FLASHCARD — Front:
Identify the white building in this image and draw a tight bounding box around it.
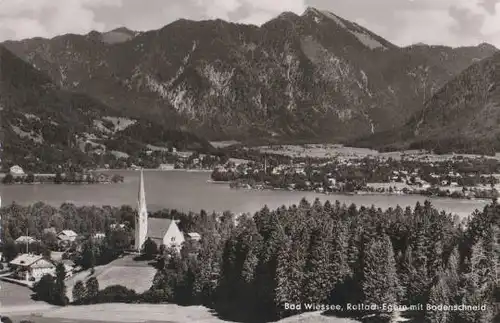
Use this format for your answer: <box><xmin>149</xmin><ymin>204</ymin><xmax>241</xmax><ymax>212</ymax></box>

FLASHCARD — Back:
<box><xmin>93</xmin><ymin>232</ymin><xmax>106</xmax><ymax>239</ymax></box>
<box><xmin>187</xmin><ymin>232</ymin><xmax>201</xmax><ymax>241</ymax></box>
<box><xmin>9</xmin><ymin>254</ymin><xmax>56</xmax><ymax>282</ymax></box>
<box><xmin>9</xmin><ymin>165</ymin><xmax>25</xmax><ymax>176</ymax></box>
<box><xmin>57</xmin><ymin>230</ymin><xmax>78</xmax><ymax>242</ymax></box>
<box><xmin>134</xmin><ymin>169</ymin><xmax>185</xmax><ymax>252</ymax></box>
<box><xmin>15</xmin><ymin>236</ymin><xmax>37</xmax><ymax>244</ymax></box>
<box><xmin>147</xmin><ymin>218</ymin><xmax>185</xmax><ymax>251</ymax></box>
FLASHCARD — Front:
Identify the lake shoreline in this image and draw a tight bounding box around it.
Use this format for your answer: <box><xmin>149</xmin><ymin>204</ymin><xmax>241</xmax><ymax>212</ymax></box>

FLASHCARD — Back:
<box><xmin>220</xmin><ymin>184</ymin><xmax>492</xmax><ymax>203</ymax></box>
<box><xmin>0</xmin><ymin>170</ymin><xmax>488</xmax><ymax>219</ymax></box>
<box><xmin>96</xmin><ymin>168</ymin><xmax>213</xmax><ymax>173</ymax></box>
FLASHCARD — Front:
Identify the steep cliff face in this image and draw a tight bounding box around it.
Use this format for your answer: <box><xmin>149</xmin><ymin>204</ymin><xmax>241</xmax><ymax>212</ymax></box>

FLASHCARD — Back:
<box><xmin>2</xmin><ymin>7</ymin><xmax>498</xmax><ymax>144</ymax></box>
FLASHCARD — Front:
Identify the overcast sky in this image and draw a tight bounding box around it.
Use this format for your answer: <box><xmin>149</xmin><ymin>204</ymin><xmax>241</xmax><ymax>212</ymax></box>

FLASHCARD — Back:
<box><xmin>0</xmin><ymin>0</ymin><xmax>499</xmax><ymax>47</ymax></box>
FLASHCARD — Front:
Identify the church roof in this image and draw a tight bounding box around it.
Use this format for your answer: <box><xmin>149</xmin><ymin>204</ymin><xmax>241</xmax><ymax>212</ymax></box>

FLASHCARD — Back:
<box><xmin>147</xmin><ymin>217</ymin><xmax>174</xmax><ymax>240</ymax></box>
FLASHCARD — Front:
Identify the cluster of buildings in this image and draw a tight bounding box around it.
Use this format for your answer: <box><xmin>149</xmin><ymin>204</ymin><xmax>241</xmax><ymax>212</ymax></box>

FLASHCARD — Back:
<box><xmin>0</xmin><ymin>170</ymin><xmax>200</xmax><ymax>288</ymax></box>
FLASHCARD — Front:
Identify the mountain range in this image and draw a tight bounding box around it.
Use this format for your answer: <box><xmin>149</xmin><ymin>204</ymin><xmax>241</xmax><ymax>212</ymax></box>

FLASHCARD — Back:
<box><xmin>1</xmin><ymin>6</ymin><xmax>500</xmax><ymax>165</ymax></box>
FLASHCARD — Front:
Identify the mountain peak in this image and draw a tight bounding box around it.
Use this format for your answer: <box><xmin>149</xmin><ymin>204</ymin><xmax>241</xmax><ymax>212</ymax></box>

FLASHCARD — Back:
<box><xmin>275</xmin><ymin>11</ymin><xmax>300</xmax><ymax>20</ymax></box>
<box><xmin>301</xmin><ymin>6</ymin><xmax>342</xmax><ymax>22</ymax></box>
<box><xmin>302</xmin><ymin>6</ymin><xmax>322</xmax><ymax>16</ymax></box>
<box><xmin>109</xmin><ymin>27</ymin><xmax>135</xmax><ymax>34</ymax></box>
<box><xmin>101</xmin><ymin>27</ymin><xmax>138</xmax><ymax>44</ymax></box>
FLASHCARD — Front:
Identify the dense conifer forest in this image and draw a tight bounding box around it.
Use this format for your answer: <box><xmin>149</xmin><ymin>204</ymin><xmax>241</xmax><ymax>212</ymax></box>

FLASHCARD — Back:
<box><xmin>1</xmin><ymin>199</ymin><xmax>499</xmax><ymax>322</ymax></box>
<box><xmin>148</xmin><ymin>199</ymin><xmax>499</xmax><ymax>323</ymax></box>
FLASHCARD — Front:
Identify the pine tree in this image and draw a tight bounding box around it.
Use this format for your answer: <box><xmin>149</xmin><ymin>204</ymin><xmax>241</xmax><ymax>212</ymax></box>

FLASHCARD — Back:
<box><xmin>192</xmin><ymin>232</ymin><xmax>222</xmax><ymax>306</ymax></box>
<box><xmin>470</xmin><ymin>239</ymin><xmax>495</xmax><ymax>299</ymax></box>
<box><xmin>81</xmin><ymin>239</ymin><xmax>96</xmax><ymax>270</ymax></box>
<box><xmin>33</xmin><ymin>274</ymin><xmax>56</xmax><ymax>303</ymax></box>
<box><xmin>274</xmin><ymin>235</ymin><xmax>294</xmax><ymax>319</ymax></box>
<box><xmin>302</xmin><ymin>220</ymin><xmax>349</xmax><ymax>305</ymax></box>
<box><xmin>253</xmin><ymin>212</ymin><xmax>284</xmax><ymax>318</ymax></box>
<box><xmin>361</xmin><ymin>234</ymin><xmax>400</xmax><ymax>318</ymax></box>
<box><xmin>72</xmin><ymin>280</ymin><xmax>86</xmax><ymax>304</ymax></box>
<box><xmin>86</xmin><ymin>277</ymin><xmax>99</xmax><ymax>302</ymax></box>
<box><xmin>406</xmin><ymin>224</ymin><xmax>430</xmax><ymax>305</ymax></box>
<box><xmin>53</xmin><ymin>263</ymin><xmax>68</xmax><ymax>305</ymax></box>
<box><xmin>444</xmin><ymin>247</ymin><xmax>460</xmax><ymax>302</ymax></box>
<box><xmin>454</xmin><ymin>240</ymin><xmax>495</xmax><ymax>323</ymax></box>
<box><xmin>425</xmin><ymin>275</ymin><xmax>451</xmax><ymax>323</ymax></box>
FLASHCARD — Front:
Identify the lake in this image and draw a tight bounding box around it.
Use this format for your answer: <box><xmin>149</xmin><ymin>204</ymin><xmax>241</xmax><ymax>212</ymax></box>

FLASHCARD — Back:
<box><xmin>0</xmin><ymin>170</ymin><xmax>490</xmax><ymax>219</ymax></box>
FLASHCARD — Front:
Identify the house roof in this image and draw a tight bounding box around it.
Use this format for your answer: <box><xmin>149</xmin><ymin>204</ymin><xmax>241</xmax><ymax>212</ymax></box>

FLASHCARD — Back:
<box><xmin>147</xmin><ymin>218</ymin><xmax>173</xmax><ymax>240</ymax></box>
<box><xmin>15</xmin><ymin>236</ymin><xmax>36</xmax><ymax>243</ymax></box>
<box><xmin>187</xmin><ymin>232</ymin><xmax>201</xmax><ymax>238</ymax></box>
<box><xmin>9</xmin><ymin>254</ymin><xmax>52</xmax><ymax>268</ymax></box>
<box><xmin>59</xmin><ymin>230</ymin><xmax>78</xmax><ymax>237</ymax></box>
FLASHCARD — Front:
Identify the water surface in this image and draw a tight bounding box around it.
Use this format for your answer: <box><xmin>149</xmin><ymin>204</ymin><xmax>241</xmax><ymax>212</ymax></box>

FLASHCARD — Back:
<box><xmin>0</xmin><ymin>170</ymin><xmax>489</xmax><ymax>219</ymax></box>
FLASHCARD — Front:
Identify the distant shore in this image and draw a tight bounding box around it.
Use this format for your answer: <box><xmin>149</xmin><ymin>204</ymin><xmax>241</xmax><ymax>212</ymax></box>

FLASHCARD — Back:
<box><xmin>216</xmin><ymin>182</ymin><xmax>494</xmax><ymax>202</ymax></box>
<box><xmin>96</xmin><ymin>168</ymin><xmax>213</xmax><ymax>173</ymax></box>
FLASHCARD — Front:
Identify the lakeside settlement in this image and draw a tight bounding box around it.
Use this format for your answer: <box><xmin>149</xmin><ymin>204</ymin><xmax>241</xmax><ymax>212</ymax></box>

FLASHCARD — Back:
<box><xmin>211</xmin><ymin>147</ymin><xmax>500</xmax><ymax>200</ymax></box>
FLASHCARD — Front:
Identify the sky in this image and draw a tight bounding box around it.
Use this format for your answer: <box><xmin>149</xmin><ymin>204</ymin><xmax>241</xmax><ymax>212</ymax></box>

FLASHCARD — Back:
<box><xmin>0</xmin><ymin>0</ymin><xmax>499</xmax><ymax>47</ymax></box>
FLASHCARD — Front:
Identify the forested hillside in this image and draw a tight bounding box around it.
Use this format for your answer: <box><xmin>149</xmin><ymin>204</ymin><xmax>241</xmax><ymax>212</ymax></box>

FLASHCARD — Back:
<box><xmin>0</xmin><ymin>45</ymin><xmax>212</xmax><ymax>172</ymax></box>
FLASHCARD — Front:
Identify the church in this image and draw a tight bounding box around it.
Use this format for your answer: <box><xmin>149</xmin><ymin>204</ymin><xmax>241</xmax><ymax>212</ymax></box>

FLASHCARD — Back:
<box><xmin>134</xmin><ymin>169</ymin><xmax>185</xmax><ymax>252</ymax></box>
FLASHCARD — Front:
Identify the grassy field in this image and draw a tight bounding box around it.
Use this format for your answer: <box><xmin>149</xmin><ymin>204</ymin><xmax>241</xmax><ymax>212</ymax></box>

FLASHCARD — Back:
<box><xmin>256</xmin><ymin>144</ymin><xmax>500</xmax><ymax>161</ymax></box>
<box><xmin>0</xmin><ymin>280</ymin><xmax>37</xmax><ymax>306</ymax></box>
<box><xmin>257</xmin><ymin>144</ymin><xmax>381</xmax><ymax>159</ymax></box>
<box><xmin>65</xmin><ymin>255</ymin><xmax>156</xmax><ymax>302</ymax></box>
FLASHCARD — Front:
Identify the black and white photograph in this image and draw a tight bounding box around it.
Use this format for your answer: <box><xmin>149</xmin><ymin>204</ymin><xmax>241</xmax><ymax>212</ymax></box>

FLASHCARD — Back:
<box><xmin>0</xmin><ymin>0</ymin><xmax>499</xmax><ymax>322</ymax></box>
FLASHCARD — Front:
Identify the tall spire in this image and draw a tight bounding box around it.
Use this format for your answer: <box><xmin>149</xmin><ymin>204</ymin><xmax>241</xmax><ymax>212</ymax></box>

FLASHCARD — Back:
<box><xmin>138</xmin><ymin>168</ymin><xmax>146</xmax><ymax>210</ymax></box>
<box><xmin>134</xmin><ymin>168</ymin><xmax>148</xmax><ymax>251</ymax></box>
<box><xmin>0</xmin><ymin>194</ymin><xmax>2</xmax><ymax>244</ymax></box>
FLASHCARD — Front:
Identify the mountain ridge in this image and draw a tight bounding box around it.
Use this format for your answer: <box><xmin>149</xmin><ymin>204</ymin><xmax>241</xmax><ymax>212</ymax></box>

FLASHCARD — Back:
<box><xmin>1</xmin><ymin>7</ymin><xmax>499</xmax><ymax>148</ymax></box>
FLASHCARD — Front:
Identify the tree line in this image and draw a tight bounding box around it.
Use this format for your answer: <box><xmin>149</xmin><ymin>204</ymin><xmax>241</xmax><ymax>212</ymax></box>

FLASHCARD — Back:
<box><xmin>2</xmin><ymin>199</ymin><xmax>498</xmax><ymax>323</ymax></box>
<box><xmin>146</xmin><ymin>199</ymin><xmax>499</xmax><ymax>323</ymax></box>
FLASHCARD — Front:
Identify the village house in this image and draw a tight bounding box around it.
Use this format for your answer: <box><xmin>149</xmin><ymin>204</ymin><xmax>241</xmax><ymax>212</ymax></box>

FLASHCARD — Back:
<box><xmin>110</xmin><ymin>223</ymin><xmax>126</xmax><ymax>230</ymax></box>
<box><xmin>57</xmin><ymin>230</ymin><xmax>78</xmax><ymax>242</ymax></box>
<box><xmin>15</xmin><ymin>236</ymin><xmax>37</xmax><ymax>244</ymax></box>
<box><xmin>187</xmin><ymin>232</ymin><xmax>201</xmax><ymax>242</ymax></box>
<box><xmin>9</xmin><ymin>165</ymin><xmax>25</xmax><ymax>176</ymax></box>
<box><xmin>93</xmin><ymin>232</ymin><xmax>106</xmax><ymax>240</ymax></box>
<box><xmin>43</xmin><ymin>227</ymin><xmax>57</xmax><ymax>235</ymax></box>
<box><xmin>9</xmin><ymin>254</ymin><xmax>56</xmax><ymax>282</ymax></box>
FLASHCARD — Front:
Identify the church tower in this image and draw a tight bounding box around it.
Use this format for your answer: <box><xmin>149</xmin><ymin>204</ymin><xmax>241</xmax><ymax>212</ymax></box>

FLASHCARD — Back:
<box><xmin>134</xmin><ymin>169</ymin><xmax>148</xmax><ymax>251</ymax></box>
<box><xmin>0</xmin><ymin>194</ymin><xmax>2</xmax><ymax>244</ymax></box>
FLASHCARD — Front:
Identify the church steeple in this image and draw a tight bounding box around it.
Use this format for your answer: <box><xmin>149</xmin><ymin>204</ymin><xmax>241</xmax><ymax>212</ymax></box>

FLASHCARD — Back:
<box><xmin>134</xmin><ymin>169</ymin><xmax>148</xmax><ymax>251</ymax></box>
<box><xmin>138</xmin><ymin>168</ymin><xmax>146</xmax><ymax>209</ymax></box>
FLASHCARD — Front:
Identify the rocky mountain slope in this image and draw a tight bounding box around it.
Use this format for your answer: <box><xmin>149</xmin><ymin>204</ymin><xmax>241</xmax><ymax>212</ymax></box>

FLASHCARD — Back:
<box><xmin>407</xmin><ymin>51</ymin><xmax>500</xmax><ymax>154</ymax></box>
<box><xmin>0</xmin><ymin>46</ymin><xmax>211</xmax><ymax>172</ymax></box>
<box><xmin>354</xmin><ymin>51</ymin><xmax>500</xmax><ymax>155</ymax></box>
<box><xmin>1</xmin><ymin>7</ymin><xmax>498</xmax><ymax>146</ymax></box>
